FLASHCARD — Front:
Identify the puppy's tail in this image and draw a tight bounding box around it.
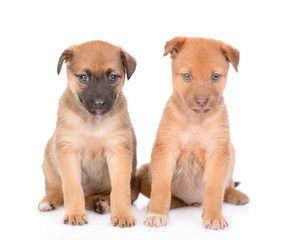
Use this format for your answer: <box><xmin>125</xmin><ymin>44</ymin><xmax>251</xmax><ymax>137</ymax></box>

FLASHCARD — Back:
<box><xmin>234</xmin><ymin>181</ymin><xmax>241</xmax><ymax>188</ymax></box>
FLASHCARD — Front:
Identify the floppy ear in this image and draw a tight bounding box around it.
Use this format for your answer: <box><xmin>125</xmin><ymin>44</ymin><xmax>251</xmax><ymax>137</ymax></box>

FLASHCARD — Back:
<box><xmin>57</xmin><ymin>49</ymin><xmax>73</xmax><ymax>75</ymax></box>
<box><xmin>221</xmin><ymin>44</ymin><xmax>240</xmax><ymax>72</ymax></box>
<box><xmin>121</xmin><ymin>50</ymin><xmax>136</xmax><ymax>80</ymax></box>
<box><xmin>163</xmin><ymin>37</ymin><xmax>187</xmax><ymax>57</ymax></box>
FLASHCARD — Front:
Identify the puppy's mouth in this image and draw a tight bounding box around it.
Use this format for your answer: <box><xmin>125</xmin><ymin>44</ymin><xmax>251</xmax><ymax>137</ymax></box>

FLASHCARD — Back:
<box><xmin>88</xmin><ymin>109</ymin><xmax>107</xmax><ymax>115</ymax></box>
<box><xmin>78</xmin><ymin>97</ymin><xmax>110</xmax><ymax>116</ymax></box>
<box><xmin>192</xmin><ymin>109</ymin><xmax>211</xmax><ymax>114</ymax></box>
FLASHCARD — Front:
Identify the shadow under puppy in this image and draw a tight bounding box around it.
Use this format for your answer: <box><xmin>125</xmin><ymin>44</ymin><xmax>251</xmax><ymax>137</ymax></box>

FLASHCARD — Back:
<box><xmin>38</xmin><ymin>40</ymin><xmax>139</xmax><ymax>227</ymax></box>
<box><xmin>138</xmin><ymin>37</ymin><xmax>249</xmax><ymax>230</ymax></box>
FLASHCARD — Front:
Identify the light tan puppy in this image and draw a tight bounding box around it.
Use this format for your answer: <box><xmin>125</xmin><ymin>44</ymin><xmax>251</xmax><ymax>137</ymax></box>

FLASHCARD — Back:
<box><xmin>138</xmin><ymin>37</ymin><xmax>249</xmax><ymax>230</ymax></box>
<box><xmin>38</xmin><ymin>40</ymin><xmax>139</xmax><ymax>227</ymax></box>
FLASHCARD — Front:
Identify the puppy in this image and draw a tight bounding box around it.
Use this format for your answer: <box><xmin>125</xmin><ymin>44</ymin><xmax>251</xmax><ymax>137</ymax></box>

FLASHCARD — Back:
<box><xmin>138</xmin><ymin>37</ymin><xmax>249</xmax><ymax>230</ymax></box>
<box><xmin>38</xmin><ymin>40</ymin><xmax>139</xmax><ymax>227</ymax></box>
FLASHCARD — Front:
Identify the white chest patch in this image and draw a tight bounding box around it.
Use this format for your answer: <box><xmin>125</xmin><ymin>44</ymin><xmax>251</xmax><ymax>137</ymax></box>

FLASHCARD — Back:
<box><xmin>171</xmin><ymin>151</ymin><xmax>205</xmax><ymax>205</ymax></box>
<box><xmin>170</xmin><ymin>128</ymin><xmax>209</xmax><ymax>205</ymax></box>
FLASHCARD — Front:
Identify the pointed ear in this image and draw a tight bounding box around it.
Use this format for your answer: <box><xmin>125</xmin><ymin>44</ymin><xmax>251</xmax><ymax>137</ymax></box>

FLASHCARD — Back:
<box><xmin>163</xmin><ymin>37</ymin><xmax>186</xmax><ymax>57</ymax></box>
<box><xmin>121</xmin><ymin>50</ymin><xmax>136</xmax><ymax>80</ymax></box>
<box><xmin>221</xmin><ymin>43</ymin><xmax>240</xmax><ymax>72</ymax></box>
<box><xmin>57</xmin><ymin>49</ymin><xmax>73</xmax><ymax>75</ymax></box>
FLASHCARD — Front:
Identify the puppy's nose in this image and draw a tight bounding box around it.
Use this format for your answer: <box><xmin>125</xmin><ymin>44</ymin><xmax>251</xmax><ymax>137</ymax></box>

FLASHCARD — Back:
<box><xmin>94</xmin><ymin>99</ymin><xmax>105</xmax><ymax>109</ymax></box>
<box><xmin>196</xmin><ymin>98</ymin><xmax>208</xmax><ymax>108</ymax></box>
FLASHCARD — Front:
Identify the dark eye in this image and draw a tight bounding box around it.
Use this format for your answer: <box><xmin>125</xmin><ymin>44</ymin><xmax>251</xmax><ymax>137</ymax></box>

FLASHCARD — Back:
<box><xmin>109</xmin><ymin>74</ymin><xmax>119</xmax><ymax>83</ymax></box>
<box><xmin>183</xmin><ymin>73</ymin><xmax>192</xmax><ymax>81</ymax></box>
<box><xmin>77</xmin><ymin>74</ymin><xmax>89</xmax><ymax>83</ymax></box>
<box><xmin>212</xmin><ymin>74</ymin><xmax>221</xmax><ymax>81</ymax></box>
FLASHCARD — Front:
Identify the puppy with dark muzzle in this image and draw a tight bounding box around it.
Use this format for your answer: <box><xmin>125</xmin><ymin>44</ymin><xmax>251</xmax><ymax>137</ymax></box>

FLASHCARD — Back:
<box><xmin>38</xmin><ymin>40</ymin><xmax>139</xmax><ymax>227</ymax></box>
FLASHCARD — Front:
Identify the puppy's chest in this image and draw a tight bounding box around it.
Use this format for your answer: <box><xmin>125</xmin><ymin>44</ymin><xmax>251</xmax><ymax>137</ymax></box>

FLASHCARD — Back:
<box><xmin>77</xmin><ymin>136</ymin><xmax>111</xmax><ymax>196</ymax></box>
<box><xmin>80</xmin><ymin>152</ymin><xmax>111</xmax><ymax>196</ymax></box>
<box><xmin>171</xmin><ymin>151</ymin><xmax>205</xmax><ymax>205</ymax></box>
<box><xmin>178</xmin><ymin>127</ymin><xmax>214</xmax><ymax>161</ymax></box>
<box><xmin>76</xmin><ymin>135</ymin><xmax>107</xmax><ymax>160</ymax></box>
<box><xmin>170</xmin><ymin>127</ymin><xmax>213</xmax><ymax>205</ymax></box>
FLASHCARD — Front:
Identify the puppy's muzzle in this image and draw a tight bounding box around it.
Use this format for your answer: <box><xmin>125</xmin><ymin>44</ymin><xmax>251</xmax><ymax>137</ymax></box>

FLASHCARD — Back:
<box><xmin>88</xmin><ymin>98</ymin><xmax>109</xmax><ymax>115</ymax></box>
<box><xmin>192</xmin><ymin>97</ymin><xmax>211</xmax><ymax>113</ymax></box>
<box><xmin>94</xmin><ymin>98</ymin><xmax>105</xmax><ymax>109</ymax></box>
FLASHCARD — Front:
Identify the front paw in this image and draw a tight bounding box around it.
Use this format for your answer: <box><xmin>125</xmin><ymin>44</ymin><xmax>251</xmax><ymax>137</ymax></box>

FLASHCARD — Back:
<box><xmin>144</xmin><ymin>214</ymin><xmax>168</xmax><ymax>227</ymax></box>
<box><xmin>111</xmin><ymin>213</ymin><xmax>136</xmax><ymax>227</ymax></box>
<box><xmin>63</xmin><ymin>213</ymin><xmax>88</xmax><ymax>226</ymax></box>
<box><xmin>202</xmin><ymin>212</ymin><xmax>228</xmax><ymax>230</ymax></box>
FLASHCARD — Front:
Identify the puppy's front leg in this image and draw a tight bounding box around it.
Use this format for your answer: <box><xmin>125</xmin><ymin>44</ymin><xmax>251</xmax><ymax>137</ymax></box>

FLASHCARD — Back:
<box><xmin>57</xmin><ymin>150</ymin><xmax>87</xmax><ymax>225</ymax></box>
<box><xmin>144</xmin><ymin>145</ymin><xmax>176</xmax><ymax>227</ymax></box>
<box><xmin>202</xmin><ymin>150</ymin><xmax>230</xmax><ymax>230</ymax></box>
<box><xmin>107</xmin><ymin>146</ymin><xmax>135</xmax><ymax>227</ymax></box>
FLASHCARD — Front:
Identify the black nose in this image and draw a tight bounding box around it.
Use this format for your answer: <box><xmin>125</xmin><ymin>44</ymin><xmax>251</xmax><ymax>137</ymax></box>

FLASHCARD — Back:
<box><xmin>196</xmin><ymin>98</ymin><xmax>208</xmax><ymax>108</ymax></box>
<box><xmin>94</xmin><ymin>99</ymin><xmax>105</xmax><ymax>109</ymax></box>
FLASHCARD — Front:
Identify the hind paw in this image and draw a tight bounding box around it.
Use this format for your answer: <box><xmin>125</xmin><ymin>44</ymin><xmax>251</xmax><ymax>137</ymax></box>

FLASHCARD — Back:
<box><xmin>93</xmin><ymin>198</ymin><xmax>110</xmax><ymax>214</ymax></box>
<box><xmin>225</xmin><ymin>188</ymin><xmax>250</xmax><ymax>205</ymax></box>
<box><xmin>38</xmin><ymin>201</ymin><xmax>56</xmax><ymax>212</ymax></box>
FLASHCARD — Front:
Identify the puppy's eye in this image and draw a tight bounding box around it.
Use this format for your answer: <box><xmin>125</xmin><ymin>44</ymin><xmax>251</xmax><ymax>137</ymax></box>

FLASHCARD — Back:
<box><xmin>183</xmin><ymin>73</ymin><xmax>192</xmax><ymax>81</ymax></box>
<box><xmin>77</xmin><ymin>74</ymin><xmax>89</xmax><ymax>83</ymax></box>
<box><xmin>109</xmin><ymin>74</ymin><xmax>119</xmax><ymax>84</ymax></box>
<box><xmin>212</xmin><ymin>74</ymin><xmax>221</xmax><ymax>81</ymax></box>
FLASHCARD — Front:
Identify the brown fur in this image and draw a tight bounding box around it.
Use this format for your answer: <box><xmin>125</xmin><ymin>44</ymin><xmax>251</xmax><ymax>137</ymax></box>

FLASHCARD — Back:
<box><xmin>38</xmin><ymin>40</ymin><xmax>139</xmax><ymax>227</ymax></box>
<box><xmin>138</xmin><ymin>37</ymin><xmax>249</xmax><ymax>229</ymax></box>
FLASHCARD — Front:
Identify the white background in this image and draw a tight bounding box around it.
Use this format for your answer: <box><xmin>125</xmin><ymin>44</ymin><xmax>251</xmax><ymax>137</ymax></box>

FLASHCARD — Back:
<box><xmin>1</xmin><ymin>0</ymin><xmax>291</xmax><ymax>239</ymax></box>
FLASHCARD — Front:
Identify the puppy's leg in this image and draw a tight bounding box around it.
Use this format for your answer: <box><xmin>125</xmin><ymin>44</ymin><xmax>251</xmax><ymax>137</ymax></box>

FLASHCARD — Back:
<box><xmin>137</xmin><ymin>163</ymin><xmax>186</xmax><ymax>210</ymax></box>
<box><xmin>39</xmin><ymin>145</ymin><xmax>63</xmax><ymax>211</ymax></box>
<box><xmin>107</xmin><ymin>146</ymin><xmax>136</xmax><ymax>227</ymax></box>
<box><xmin>130</xmin><ymin>138</ymin><xmax>140</xmax><ymax>204</ymax></box>
<box><xmin>202</xmin><ymin>152</ymin><xmax>230</xmax><ymax>230</ymax></box>
<box><xmin>57</xmin><ymin>150</ymin><xmax>87</xmax><ymax>226</ymax></box>
<box><xmin>39</xmin><ymin>161</ymin><xmax>63</xmax><ymax>211</ymax></box>
<box><xmin>143</xmin><ymin>146</ymin><xmax>176</xmax><ymax>227</ymax></box>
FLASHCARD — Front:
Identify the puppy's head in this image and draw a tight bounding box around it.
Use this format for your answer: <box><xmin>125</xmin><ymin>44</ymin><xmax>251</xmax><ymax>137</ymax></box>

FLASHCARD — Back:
<box><xmin>164</xmin><ymin>37</ymin><xmax>239</xmax><ymax>115</ymax></box>
<box><xmin>57</xmin><ymin>40</ymin><xmax>136</xmax><ymax>115</ymax></box>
